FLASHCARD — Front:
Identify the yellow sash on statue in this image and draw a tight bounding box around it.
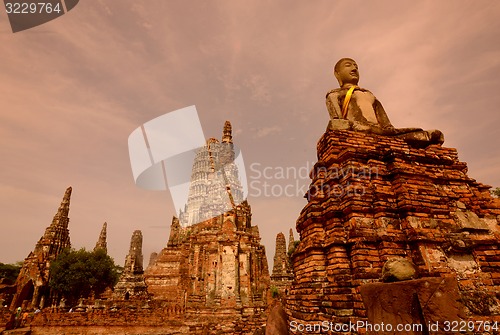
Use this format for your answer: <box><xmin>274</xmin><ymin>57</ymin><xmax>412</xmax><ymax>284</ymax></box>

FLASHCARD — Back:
<box><xmin>341</xmin><ymin>85</ymin><xmax>357</xmax><ymax>118</ymax></box>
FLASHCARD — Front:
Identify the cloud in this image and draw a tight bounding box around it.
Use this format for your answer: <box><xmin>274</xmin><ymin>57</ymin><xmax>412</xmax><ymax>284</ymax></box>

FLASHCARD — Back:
<box><xmin>244</xmin><ymin>74</ymin><xmax>271</xmax><ymax>103</ymax></box>
<box><xmin>254</xmin><ymin>126</ymin><xmax>282</xmax><ymax>138</ymax></box>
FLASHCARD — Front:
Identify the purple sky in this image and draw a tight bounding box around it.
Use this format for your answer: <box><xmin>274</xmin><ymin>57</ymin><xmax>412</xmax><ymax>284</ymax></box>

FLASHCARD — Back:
<box><xmin>1</xmin><ymin>1</ymin><xmax>500</xmax><ymax>268</ymax></box>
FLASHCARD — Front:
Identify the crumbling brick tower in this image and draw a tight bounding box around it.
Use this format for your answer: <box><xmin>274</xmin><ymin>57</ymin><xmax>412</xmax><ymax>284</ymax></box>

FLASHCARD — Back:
<box><xmin>270</xmin><ymin>232</ymin><xmax>293</xmax><ymax>292</ymax></box>
<box><xmin>145</xmin><ymin>121</ymin><xmax>270</xmax><ymax>324</ymax></box>
<box><xmin>10</xmin><ymin>187</ymin><xmax>72</xmax><ymax>310</ymax></box>
<box><xmin>286</xmin><ymin>127</ymin><xmax>500</xmax><ymax>331</ymax></box>
<box><xmin>113</xmin><ymin>230</ymin><xmax>148</xmax><ymax>300</ymax></box>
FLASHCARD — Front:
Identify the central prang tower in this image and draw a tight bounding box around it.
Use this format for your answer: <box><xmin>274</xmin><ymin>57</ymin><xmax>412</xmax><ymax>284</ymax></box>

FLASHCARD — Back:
<box><xmin>145</xmin><ymin>121</ymin><xmax>270</xmax><ymax>333</ymax></box>
<box><xmin>178</xmin><ymin>120</ymin><xmax>244</xmax><ymax>227</ymax></box>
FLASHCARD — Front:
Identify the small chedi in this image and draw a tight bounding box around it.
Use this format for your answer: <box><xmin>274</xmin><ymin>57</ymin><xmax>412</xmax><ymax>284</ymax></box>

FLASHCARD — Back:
<box><xmin>286</xmin><ymin>58</ymin><xmax>500</xmax><ymax>333</ymax></box>
<box><xmin>270</xmin><ymin>231</ymin><xmax>294</xmax><ymax>292</ymax></box>
<box><xmin>113</xmin><ymin>230</ymin><xmax>148</xmax><ymax>300</ymax></box>
<box><xmin>93</xmin><ymin>222</ymin><xmax>107</xmax><ymax>253</ymax></box>
<box><xmin>10</xmin><ymin>187</ymin><xmax>72</xmax><ymax>310</ymax></box>
<box><xmin>147</xmin><ymin>252</ymin><xmax>158</xmax><ymax>267</ymax></box>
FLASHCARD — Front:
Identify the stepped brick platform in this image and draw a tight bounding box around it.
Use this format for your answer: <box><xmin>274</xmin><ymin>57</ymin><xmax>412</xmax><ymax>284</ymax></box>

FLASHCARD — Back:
<box><xmin>286</xmin><ymin>128</ymin><xmax>500</xmax><ymax>333</ymax></box>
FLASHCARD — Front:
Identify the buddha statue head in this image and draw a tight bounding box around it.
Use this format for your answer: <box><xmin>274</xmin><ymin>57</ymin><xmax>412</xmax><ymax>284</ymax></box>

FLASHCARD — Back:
<box><xmin>334</xmin><ymin>58</ymin><xmax>359</xmax><ymax>87</ymax></box>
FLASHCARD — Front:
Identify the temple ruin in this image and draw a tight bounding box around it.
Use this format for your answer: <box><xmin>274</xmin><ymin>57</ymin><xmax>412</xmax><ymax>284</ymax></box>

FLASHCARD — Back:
<box><xmin>7</xmin><ymin>58</ymin><xmax>500</xmax><ymax>333</ymax></box>
<box><xmin>284</xmin><ymin>59</ymin><xmax>500</xmax><ymax>334</ymax></box>
<box><xmin>178</xmin><ymin>120</ymin><xmax>245</xmax><ymax>227</ymax></box>
<box><xmin>113</xmin><ymin>230</ymin><xmax>148</xmax><ymax>300</ymax></box>
<box><xmin>270</xmin><ymin>232</ymin><xmax>293</xmax><ymax>292</ymax></box>
<box><xmin>10</xmin><ymin>186</ymin><xmax>72</xmax><ymax>310</ymax></box>
<box><xmin>145</xmin><ymin>122</ymin><xmax>270</xmax><ymax>327</ymax></box>
<box><xmin>3</xmin><ymin>122</ymin><xmax>272</xmax><ymax>335</ymax></box>
<box><xmin>93</xmin><ymin>222</ymin><xmax>107</xmax><ymax>253</ymax></box>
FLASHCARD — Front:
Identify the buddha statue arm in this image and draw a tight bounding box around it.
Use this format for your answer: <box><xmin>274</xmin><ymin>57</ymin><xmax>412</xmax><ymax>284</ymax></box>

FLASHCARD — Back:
<box><xmin>326</xmin><ymin>90</ymin><xmax>342</xmax><ymax>120</ymax></box>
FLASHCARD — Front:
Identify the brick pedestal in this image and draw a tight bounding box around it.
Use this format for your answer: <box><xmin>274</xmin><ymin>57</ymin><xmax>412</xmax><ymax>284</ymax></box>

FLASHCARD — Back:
<box><xmin>287</xmin><ymin>129</ymin><xmax>500</xmax><ymax>332</ymax></box>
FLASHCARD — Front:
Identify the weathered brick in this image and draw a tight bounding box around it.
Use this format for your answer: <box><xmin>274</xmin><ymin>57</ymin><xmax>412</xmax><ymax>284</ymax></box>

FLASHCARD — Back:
<box><xmin>287</xmin><ymin>128</ymin><xmax>500</xmax><ymax>326</ymax></box>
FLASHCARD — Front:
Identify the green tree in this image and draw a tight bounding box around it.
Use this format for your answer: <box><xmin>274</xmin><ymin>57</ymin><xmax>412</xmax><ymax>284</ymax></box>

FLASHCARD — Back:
<box><xmin>49</xmin><ymin>248</ymin><xmax>119</xmax><ymax>304</ymax></box>
<box><xmin>492</xmin><ymin>187</ymin><xmax>500</xmax><ymax>198</ymax></box>
<box><xmin>270</xmin><ymin>285</ymin><xmax>280</xmax><ymax>298</ymax></box>
<box><xmin>0</xmin><ymin>262</ymin><xmax>22</xmax><ymax>284</ymax></box>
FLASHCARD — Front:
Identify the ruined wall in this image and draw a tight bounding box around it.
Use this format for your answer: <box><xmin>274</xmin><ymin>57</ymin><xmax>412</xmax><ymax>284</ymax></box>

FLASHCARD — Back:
<box><xmin>286</xmin><ymin>128</ymin><xmax>500</xmax><ymax>331</ymax></box>
<box><xmin>28</xmin><ymin>306</ymin><xmax>266</xmax><ymax>335</ymax></box>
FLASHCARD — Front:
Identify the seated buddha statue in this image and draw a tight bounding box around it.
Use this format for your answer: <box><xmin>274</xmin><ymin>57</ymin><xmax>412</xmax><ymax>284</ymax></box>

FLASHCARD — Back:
<box><xmin>326</xmin><ymin>58</ymin><xmax>444</xmax><ymax>147</ymax></box>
